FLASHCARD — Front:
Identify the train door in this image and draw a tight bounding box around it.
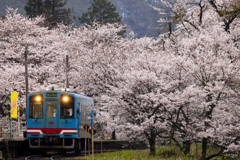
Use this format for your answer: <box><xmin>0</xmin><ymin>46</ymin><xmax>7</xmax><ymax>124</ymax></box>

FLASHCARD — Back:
<box><xmin>45</xmin><ymin>101</ymin><xmax>58</xmax><ymax>133</ymax></box>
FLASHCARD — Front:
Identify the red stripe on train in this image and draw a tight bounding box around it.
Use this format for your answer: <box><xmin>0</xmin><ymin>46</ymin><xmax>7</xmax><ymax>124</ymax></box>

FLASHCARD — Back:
<box><xmin>27</xmin><ymin>128</ymin><xmax>77</xmax><ymax>134</ymax></box>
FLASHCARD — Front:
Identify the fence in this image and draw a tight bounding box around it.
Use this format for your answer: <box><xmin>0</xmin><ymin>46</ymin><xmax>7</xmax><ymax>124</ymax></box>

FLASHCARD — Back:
<box><xmin>0</xmin><ymin>120</ymin><xmax>24</xmax><ymax>138</ymax></box>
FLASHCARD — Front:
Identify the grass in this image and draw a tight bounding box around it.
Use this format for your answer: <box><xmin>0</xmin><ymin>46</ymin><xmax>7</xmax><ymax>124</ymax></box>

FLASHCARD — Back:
<box><xmin>71</xmin><ymin>144</ymin><xmax>240</xmax><ymax>160</ymax></box>
<box><xmin>72</xmin><ymin>145</ymin><xmax>182</xmax><ymax>160</ymax></box>
<box><xmin>94</xmin><ymin>140</ymin><xmax>128</xmax><ymax>142</ymax></box>
<box><xmin>1</xmin><ymin>144</ymin><xmax>240</xmax><ymax>160</ymax></box>
<box><xmin>75</xmin><ymin>149</ymin><xmax>173</xmax><ymax>160</ymax></box>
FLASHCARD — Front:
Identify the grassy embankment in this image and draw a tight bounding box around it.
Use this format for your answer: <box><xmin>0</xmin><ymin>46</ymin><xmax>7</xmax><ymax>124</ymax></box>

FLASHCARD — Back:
<box><xmin>74</xmin><ymin>144</ymin><xmax>240</xmax><ymax>160</ymax></box>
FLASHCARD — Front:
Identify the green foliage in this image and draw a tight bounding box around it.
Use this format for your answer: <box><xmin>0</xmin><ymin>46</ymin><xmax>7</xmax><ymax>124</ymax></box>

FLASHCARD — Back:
<box><xmin>65</xmin><ymin>0</ymin><xmax>91</xmax><ymax>26</ymax></box>
<box><xmin>24</xmin><ymin>0</ymin><xmax>43</xmax><ymax>18</ymax></box>
<box><xmin>78</xmin><ymin>0</ymin><xmax>126</xmax><ymax>36</ymax></box>
<box><xmin>44</xmin><ymin>0</ymin><xmax>73</xmax><ymax>26</ymax></box>
<box><xmin>172</xmin><ymin>6</ymin><xmax>186</xmax><ymax>23</ymax></box>
<box><xmin>219</xmin><ymin>11</ymin><xmax>224</xmax><ymax>17</ymax></box>
<box><xmin>78</xmin><ymin>0</ymin><xmax>121</xmax><ymax>25</ymax></box>
<box><xmin>218</xmin><ymin>3</ymin><xmax>240</xmax><ymax>19</ymax></box>
<box><xmin>210</xmin><ymin>1</ymin><xmax>240</xmax><ymax>31</ymax></box>
<box><xmin>218</xmin><ymin>8</ymin><xmax>240</xmax><ymax>19</ymax></box>
<box><xmin>24</xmin><ymin>0</ymin><xmax>73</xmax><ymax>27</ymax></box>
<box><xmin>157</xmin><ymin>145</ymin><xmax>181</xmax><ymax>158</ymax></box>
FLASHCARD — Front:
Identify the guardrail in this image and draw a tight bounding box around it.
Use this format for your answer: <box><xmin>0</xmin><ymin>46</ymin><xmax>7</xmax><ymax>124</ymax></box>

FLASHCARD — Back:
<box><xmin>0</xmin><ymin>120</ymin><xmax>24</xmax><ymax>138</ymax></box>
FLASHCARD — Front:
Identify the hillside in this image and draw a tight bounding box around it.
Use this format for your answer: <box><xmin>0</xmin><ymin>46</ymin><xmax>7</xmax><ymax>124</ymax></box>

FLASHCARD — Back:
<box><xmin>0</xmin><ymin>0</ymin><xmax>27</xmax><ymax>16</ymax></box>
<box><xmin>0</xmin><ymin>0</ymin><xmax>164</xmax><ymax>38</ymax></box>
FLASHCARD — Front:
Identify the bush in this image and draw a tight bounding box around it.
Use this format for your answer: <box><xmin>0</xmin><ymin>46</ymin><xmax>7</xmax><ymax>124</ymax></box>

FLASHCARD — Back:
<box><xmin>157</xmin><ymin>145</ymin><xmax>182</xmax><ymax>158</ymax></box>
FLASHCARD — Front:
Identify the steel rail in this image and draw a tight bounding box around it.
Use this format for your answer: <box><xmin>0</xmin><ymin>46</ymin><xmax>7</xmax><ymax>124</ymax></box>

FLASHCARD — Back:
<box><xmin>25</xmin><ymin>155</ymin><xmax>42</xmax><ymax>160</ymax></box>
<box><xmin>50</xmin><ymin>155</ymin><xmax>62</xmax><ymax>160</ymax></box>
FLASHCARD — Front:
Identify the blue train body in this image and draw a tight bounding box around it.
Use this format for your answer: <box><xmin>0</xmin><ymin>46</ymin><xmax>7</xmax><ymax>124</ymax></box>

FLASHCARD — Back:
<box><xmin>26</xmin><ymin>88</ymin><xmax>95</xmax><ymax>151</ymax></box>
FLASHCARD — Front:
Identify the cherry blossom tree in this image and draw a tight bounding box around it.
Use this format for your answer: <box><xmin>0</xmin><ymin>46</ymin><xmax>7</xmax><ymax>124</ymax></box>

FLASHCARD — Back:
<box><xmin>102</xmin><ymin>46</ymin><xmax>172</xmax><ymax>155</ymax></box>
<box><xmin>153</xmin><ymin>0</ymin><xmax>240</xmax><ymax>158</ymax></box>
<box><xmin>65</xmin><ymin>23</ymin><xmax>129</xmax><ymax>131</ymax></box>
<box><xmin>164</xmin><ymin>27</ymin><xmax>240</xmax><ymax>158</ymax></box>
<box><xmin>0</xmin><ymin>7</ymin><xmax>67</xmax><ymax>115</ymax></box>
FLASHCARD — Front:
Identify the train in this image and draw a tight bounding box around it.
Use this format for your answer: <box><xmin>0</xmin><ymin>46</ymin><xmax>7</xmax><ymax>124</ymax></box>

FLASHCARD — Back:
<box><xmin>26</xmin><ymin>87</ymin><xmax>96</xmax><ymax>153</ymax></box>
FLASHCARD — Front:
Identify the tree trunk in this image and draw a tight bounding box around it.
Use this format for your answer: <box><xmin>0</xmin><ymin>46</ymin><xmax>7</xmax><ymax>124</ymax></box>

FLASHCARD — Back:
<box><xmin>149</xmin><ymin>138</ymin><xmax>156</xmax><ymax>155</ymax></box>
<box><xmin>111</xmin><ymin>130</ymin><xmax>116</xmax><ymax>140</ymax></box>
<box><xmin>183</xmin><ymin>140</ymin><xmax>191</xmax><ymax>155</ymax></box>
<box><xmin>168</xmin><ymin>21</ymin><xmax>172</xmax><ymax>37</ymax></box>
<box><xmin>201</xmin><ymin>137</ymin><xmax>207</xmax><ymax>160</ymax></box>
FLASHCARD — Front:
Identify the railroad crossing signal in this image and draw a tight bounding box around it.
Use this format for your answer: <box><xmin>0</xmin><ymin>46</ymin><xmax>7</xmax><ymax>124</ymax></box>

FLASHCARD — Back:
<box><xmin>83</xmin><ymin>124</ymin><xmax>90</xmax><ymax>131</ymax></box>
<box><xmin>83</xmin><ymin>124</ymin><xmax>96</xmax><ymax>134</ymax></box>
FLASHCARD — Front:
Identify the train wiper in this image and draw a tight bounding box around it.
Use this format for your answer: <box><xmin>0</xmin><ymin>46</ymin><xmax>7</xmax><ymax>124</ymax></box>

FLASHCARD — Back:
<box><xmin>61</xmin><ymin>116</ymin><xmax>69</xmax><ymax>122</ymax></box>
<box><xmin>35</xmin><ymin>118</ymin><xmax>39</xmax><ymax>122</ymax></box>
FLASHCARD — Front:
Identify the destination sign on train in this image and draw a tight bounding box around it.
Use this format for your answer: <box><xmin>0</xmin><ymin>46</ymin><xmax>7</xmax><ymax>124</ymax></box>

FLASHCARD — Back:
<box><xmin>46</xmin><ymin>93</ymin><xmax>57</xmax><ymax>97</ymax></box>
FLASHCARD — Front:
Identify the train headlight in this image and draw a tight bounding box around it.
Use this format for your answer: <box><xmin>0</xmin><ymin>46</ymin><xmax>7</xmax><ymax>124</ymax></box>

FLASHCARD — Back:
<box><xmin>36</xmin><ymin>96</ymin><xmax>41</xmax><ymax>101</ymax></box>
<box><xmin>63</xmin><ymin>96</ymin><xmax>68</xmax><ymax>102</ymax></box>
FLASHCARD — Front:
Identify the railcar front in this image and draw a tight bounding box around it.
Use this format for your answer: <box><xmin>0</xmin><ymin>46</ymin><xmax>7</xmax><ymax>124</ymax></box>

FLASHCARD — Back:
<box><xmin>26</xmin><ymin>89</ymin><xmax>94</xmax><ymax>152</ymax></box>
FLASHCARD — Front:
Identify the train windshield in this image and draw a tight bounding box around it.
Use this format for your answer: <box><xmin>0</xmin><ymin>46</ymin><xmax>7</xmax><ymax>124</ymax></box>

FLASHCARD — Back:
<box><xmin>60</xmin><ymin>95</ymin><xmax>74</xmax><ymax>119</ymax></box>
<box><xmin>47</xmin><ymin>103</ymin><xmax>57</xmax><ymax>117</ymax></box>
<box><xmin>29</xmin><ymin>95</ymin><xmax>43</xmax><ymax>118</ymax></box>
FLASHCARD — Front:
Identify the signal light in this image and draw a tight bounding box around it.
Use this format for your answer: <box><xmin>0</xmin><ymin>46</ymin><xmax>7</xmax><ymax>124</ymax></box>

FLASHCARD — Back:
<box><xmin>36</xmin><ymin>96</ymin><xmax>41</xmax><ymax>101</ymax></box>
<box><xmin>63</xmin><ymin>96</ymin><xmax>68</xmax><ymax>102</ymax></box>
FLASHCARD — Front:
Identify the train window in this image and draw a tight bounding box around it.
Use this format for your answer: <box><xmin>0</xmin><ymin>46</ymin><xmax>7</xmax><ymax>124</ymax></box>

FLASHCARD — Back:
<box><xmin>29</xmin><ymin>95</ymin><xmax>43</xmax><ymax>119</ymax></box>
<box><xmin>47</xmin><ymin>103</ymin><xmax>56</xmax><ymax>117</ymax></box>
<box><xmin>60</xmin><ymin>95</ymin><xmax>74</xmax><ymax>119</ymax></box>
<box><xmin>81</xmin><ymin>105</ymin><xmax>91</xmax><ymax>123</ymax></box>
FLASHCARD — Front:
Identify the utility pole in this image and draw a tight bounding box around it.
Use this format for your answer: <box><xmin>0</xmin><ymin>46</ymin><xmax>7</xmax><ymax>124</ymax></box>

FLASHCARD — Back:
<box><xmin>24</xmin><ymin>51</ymin><xmax>29</xmax><ymax>104</ymax></box>
<box><xmin>66</xmin><ymin>55</ymin><xmax>69</xmax><ymax>88</ymax></box>
<box><xmin>22</xmin><ymin>48</ymin><xmax>31</xmax><ymax>109</ymax></box>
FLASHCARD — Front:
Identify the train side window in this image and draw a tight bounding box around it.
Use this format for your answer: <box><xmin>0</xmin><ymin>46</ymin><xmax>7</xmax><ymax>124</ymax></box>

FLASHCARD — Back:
<box><xmin>81</xmin><ymin>105</ymin><xmax>91</xmax><ymax>123</ymax></box>
<box><xmin>29</xmin><ymin>95</ymin><xmax>43</xmax><ymax>119</ymax></box>
<box><xmin>47</xmin><ymin>103</ymin><xmax>56</xmax><ymax>117</ymax></box>
<box><xmin>60</xmin><ymin>95</ymin><xmax>74</xmax><ymax>119</ymax></box>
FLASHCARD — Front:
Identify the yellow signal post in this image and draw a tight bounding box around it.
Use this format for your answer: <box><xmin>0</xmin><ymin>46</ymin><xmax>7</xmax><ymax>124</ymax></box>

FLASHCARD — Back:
<box><xmin>10</xmin><ymin>92</ymin><xmax>18</xmax><ymax>138</ymax></box>
<box><xmin>11</xmin><ymin>92</ymin><xmax>18</xmax><ymax>118</ymax></box>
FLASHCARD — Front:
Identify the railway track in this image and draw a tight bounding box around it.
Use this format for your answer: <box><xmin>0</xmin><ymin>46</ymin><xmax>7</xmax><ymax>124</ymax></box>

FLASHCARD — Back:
<box><xmin>23</xmin><ymin>153</ymin><xmax>74</xmax><ymax>160</ymax></box>
<box><xmin>17</xmin><ymin>148</ymin><xmax>147</xmax><ymax>160</ymax></box>
<box><xmin>2</xmin><ymin>140</ymin><xmax>148</xmax><ymax>159</ymax></box>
